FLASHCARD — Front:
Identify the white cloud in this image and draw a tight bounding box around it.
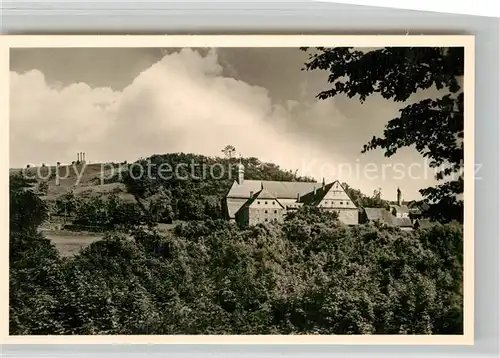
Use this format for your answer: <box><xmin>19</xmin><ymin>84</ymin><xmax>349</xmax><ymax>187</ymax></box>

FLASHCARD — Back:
<box><xmin>10</xmin><ymin>48</ymin><xmax>347</xmax><ymax>181</ymax></box>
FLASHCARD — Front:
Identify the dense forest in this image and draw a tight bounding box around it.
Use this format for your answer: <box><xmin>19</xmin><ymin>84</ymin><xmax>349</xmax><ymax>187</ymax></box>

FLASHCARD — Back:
<box><xmin>10</xmin><ymin>168</ymin><xmax>463</xmax><ymax>335</ymax></box>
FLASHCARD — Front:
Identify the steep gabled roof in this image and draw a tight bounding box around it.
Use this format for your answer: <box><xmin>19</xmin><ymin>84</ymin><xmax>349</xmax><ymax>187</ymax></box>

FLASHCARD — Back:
<box><xmin>252</xmin><ymin>188</ymin><xmax>277</xmax><ymax>200</ymax></box>
<box><xmin>299</xmin><ymin>180</ymin><xmax>357</xmax><ymax>207</ymax></box>
<box><xmin>390</xmin><ymin>205</ymin><xmax>410</xmax><ymax>214</ymax></box>
<box><xmin>299</xmin><ymin>182</ymin><xmax>334</xmax><ymax>206</ymax></box>
<box><xmin>364</xmin><ymin>207</ymin><xmax>395</xmax><ymax>226</ymax></box>
<box><xmin>364</xmin><ymin>207</ymin><xmax>414</xmax><ymax>228</ymax></box>
<box><xmin>414</xmin><ymin>219</ymin><xmax>434</xmax><ymax>229</ymax></box>
<box><xmin>407</xmin><ymin>200</ymin><xmax>418</xmax><ymax>208</ymax></box>
<box><xmin>394</xmin><ymin>217</ymin><xmax>413</xmax><ymax>228</ymax></box>
<box><xmin>407</xmin><ymin>200</ymin><xmax>430</xmax><ymax>210</ymax></box>
<box><xmin>235</xmin><ymin>188</ymin><xmax>283</xmax><ymax>216</ymax></box>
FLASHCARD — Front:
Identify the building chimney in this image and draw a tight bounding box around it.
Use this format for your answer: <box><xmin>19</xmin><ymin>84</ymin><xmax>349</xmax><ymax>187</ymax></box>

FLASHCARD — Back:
<box><xmin>297</xmin><ymin>193</ymin><xmax>300</xmax><ymax>202</ymax></box>
<box><xmin>83</xmin><ymin>152</ymin><xmax>86</xmax><ymax>162</ymax></box>
<box><xmin>313</xmin><ymin>186</ymin><xmax>316</xmax><ymax>195</ymax></box>
<box><xmin>249</xmin><ymin>191</ymin><xmax>254</xmax><ymax>197</ymax></box>
<box><xmin>322</xmin><ymin>178</ymin><xmax>325</xmax><ymax>188</ymax></box>
<box><xmin>77</xmin><ymin>152</ymin><xmax>80</xmax><ymax>162</ymax></box>
<box><xmin>397</xmin><ymin>187</ymin><xmax>402</xmax><ymax>206</ymax></box>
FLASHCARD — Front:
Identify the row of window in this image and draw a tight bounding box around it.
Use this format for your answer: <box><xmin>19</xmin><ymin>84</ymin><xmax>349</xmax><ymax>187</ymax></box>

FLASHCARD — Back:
<box><xmin>257</xmin><ymin>200</ymin><xmax>275</xmax><ymax>205</ymax></box>
<box><xmin>256</xmin><ymin>200</ymin><xmax>350</xmax><ymax>206</ymax></box>
<box><xmin>320</xmin><ymin>200</ymin><xmax>349</xmax><ymax>206</ymax></box>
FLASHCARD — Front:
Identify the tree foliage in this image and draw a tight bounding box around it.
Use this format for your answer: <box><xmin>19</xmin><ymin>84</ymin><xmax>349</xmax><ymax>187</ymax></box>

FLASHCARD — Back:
<box><xmin>71</xmin><ymin>194</ymin><xmax>144</xmax><ymax>230</ymax></box>
<box><xmin>9</xmin><ymin>173</ymin><xmax>49</xmax><ymax>234</ymax></box>
<box><xmin>55</xmin><ymin>191</ymin><xmax>79</xmax><ymax>217</ymax></box>
<box><xmin>10</xmin><ymin>189</ymin><xmax>463</xmax><ymax>335</ymax></box>
<box><xmin>9</xmin><ymin>175</ymin><xmax>63</xmax><ymax>334</ymax></box>
<box><xmin>301</xmin><ymin>47</ymin><xmax>464</xmax><ymax>222</ymax></box>
<box><xmin>343</xmin><ymin>183</ymin><xmax>389</xmax><ymax>209</ymax></box>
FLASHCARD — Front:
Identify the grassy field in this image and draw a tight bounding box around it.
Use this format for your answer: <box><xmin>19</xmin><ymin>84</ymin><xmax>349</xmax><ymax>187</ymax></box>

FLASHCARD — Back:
<box><xmin>44</xmin><ymin>222</ymin><xmax>179</xmax><ymax>257</ymax></box>
<box><xmin>44</xmin><ymin>230</ymin><xmax>104</xmax><ymax>257</ymax></box>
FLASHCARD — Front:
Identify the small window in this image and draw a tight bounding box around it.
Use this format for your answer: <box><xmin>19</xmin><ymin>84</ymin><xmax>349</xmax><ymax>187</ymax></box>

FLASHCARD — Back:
<box><xmin>272</xmin><ymin>201</ymin><xmax>275</xmax><ymax>205</ymax></box>
<box><xmin>257</xmin><ymin>201</ymin><xmax>260</xmax><ymax>204</ymax></box>
<box><xmin>265</xmin><ymin>201</ymin><xmax>268</xmax><ymax>205</ymax></box>
<box><xmin>340</xmin><ymin>201</ymin><xmax>343</xmax><ymax>205</ymax></box>
<box><xmin>265</xmin><ymin>210</ymin><xmax>268</xmax><ymax>214</ymax></box>
<box><xmin>264</xmin><ymin>218</ymin><xmax>268</xmax><ymax>222</ymax></box>
<box><xmin>274</xmin><ymin>210</ymin><xmax>277</xmax><ymax>214</ymax></box>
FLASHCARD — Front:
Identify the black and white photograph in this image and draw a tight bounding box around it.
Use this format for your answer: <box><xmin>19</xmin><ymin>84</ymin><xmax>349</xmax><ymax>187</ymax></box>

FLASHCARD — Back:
<box><xmin>5</xmin><ymin>36</ymin><xmax>473</xmax><ymax>341</ymax></box>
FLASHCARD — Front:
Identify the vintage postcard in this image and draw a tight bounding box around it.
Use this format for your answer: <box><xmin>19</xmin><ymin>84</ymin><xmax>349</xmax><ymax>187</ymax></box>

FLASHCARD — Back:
<box><xmin>0</xmin><ymin>35</ymin><xmax>474</xmax><ymax>344</ymax></box>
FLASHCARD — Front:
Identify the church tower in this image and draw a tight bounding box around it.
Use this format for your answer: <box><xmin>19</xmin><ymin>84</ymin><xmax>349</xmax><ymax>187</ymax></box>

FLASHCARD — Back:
<box><xmin>237</xmin><ymin>158</ymin><xmax>245</xmax><ymax>185</ymax></box>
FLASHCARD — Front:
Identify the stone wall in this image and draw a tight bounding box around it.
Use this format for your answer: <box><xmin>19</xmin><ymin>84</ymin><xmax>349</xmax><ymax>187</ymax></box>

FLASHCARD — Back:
<box><xmin>248</xmin><ymin>206</ymin><xmax>284</xmax><ymax>226</ymax></box>
<box><xmin>322</xmin><ymin>207</ymin><xmax>359</xmax><ymax>225</ymax></box>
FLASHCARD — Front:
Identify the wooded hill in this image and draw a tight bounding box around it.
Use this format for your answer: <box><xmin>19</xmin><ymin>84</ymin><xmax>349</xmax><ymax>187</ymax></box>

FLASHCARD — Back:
<box><xmin>18</xmin><ymin>153</ymin><xmax>389</xmax><ymax>229</ymax></box>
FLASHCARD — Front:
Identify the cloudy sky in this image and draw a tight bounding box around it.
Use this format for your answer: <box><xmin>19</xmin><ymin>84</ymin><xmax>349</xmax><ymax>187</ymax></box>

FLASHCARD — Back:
<box><xmin>10</xmin><ymin>47</ymin><xmax>444</xmax><ymax>200</ymax></box>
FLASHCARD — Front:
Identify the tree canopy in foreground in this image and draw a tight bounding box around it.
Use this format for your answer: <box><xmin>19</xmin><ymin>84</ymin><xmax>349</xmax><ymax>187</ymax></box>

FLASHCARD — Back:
<box><xmin>301</xmin><ymin>47</ymin><xmax>464</xmax><ymax>223</ymax></box>
<box><xmin>10</xmin><ymin>175</ymin><xmax>463</xmax><ymax>335</ymax></box>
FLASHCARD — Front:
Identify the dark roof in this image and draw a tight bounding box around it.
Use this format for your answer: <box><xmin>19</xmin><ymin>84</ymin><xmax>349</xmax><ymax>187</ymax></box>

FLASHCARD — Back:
<box><xmin>299</xmin><ymin>180</ymin><xmax>357</xmax><ymax>208</ymax></box>
<box><xmin>364</xmin><ymin>208</ymin><xmax>413</xmax><ymax>228</ymax></box>
<box><xmin>364</xmin><ymin>207</ymin><xmax>395</xmax><ymax>226</ymax></box>
<box><xmin>407</xmin><ymin>200</ymin><xmax>418</xmax><ymax>208</ymax></box>
<box><xmin>227</xmin><ymin>180</ymin><xmax>319</xmax><ymax>199</ymax></box>
<box><xmin>299</xmin><ymin>182</ymin><xmax>334</xmax><ymax>206</ymax></box>
<box><xmin>235</xmin><ymin>188</ymin><xmax>283</xmax><ymax>215</ymax></box>
<box><xmin>253</xmin><ymin>188</ymin><xmax>277</xmax><ymax>200</ymax></box>
<box><xmin>407</xmin><ymin>201</ymin><xmax>430</xmax><ymax>211</ymax></box>
<box><xmin>394</xmin><ymin>217</ymin><xmax>413</xmax><ymax>228</ymax></box>
<box><xmin>414</xmin><ymin>219</ymin><xmax>434</xmax><ymax>229</ymax></box>
<box><xmin>390</xmin><ymin>205</ymin><xmax>410</xmax><ymax>214</ymax></box>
